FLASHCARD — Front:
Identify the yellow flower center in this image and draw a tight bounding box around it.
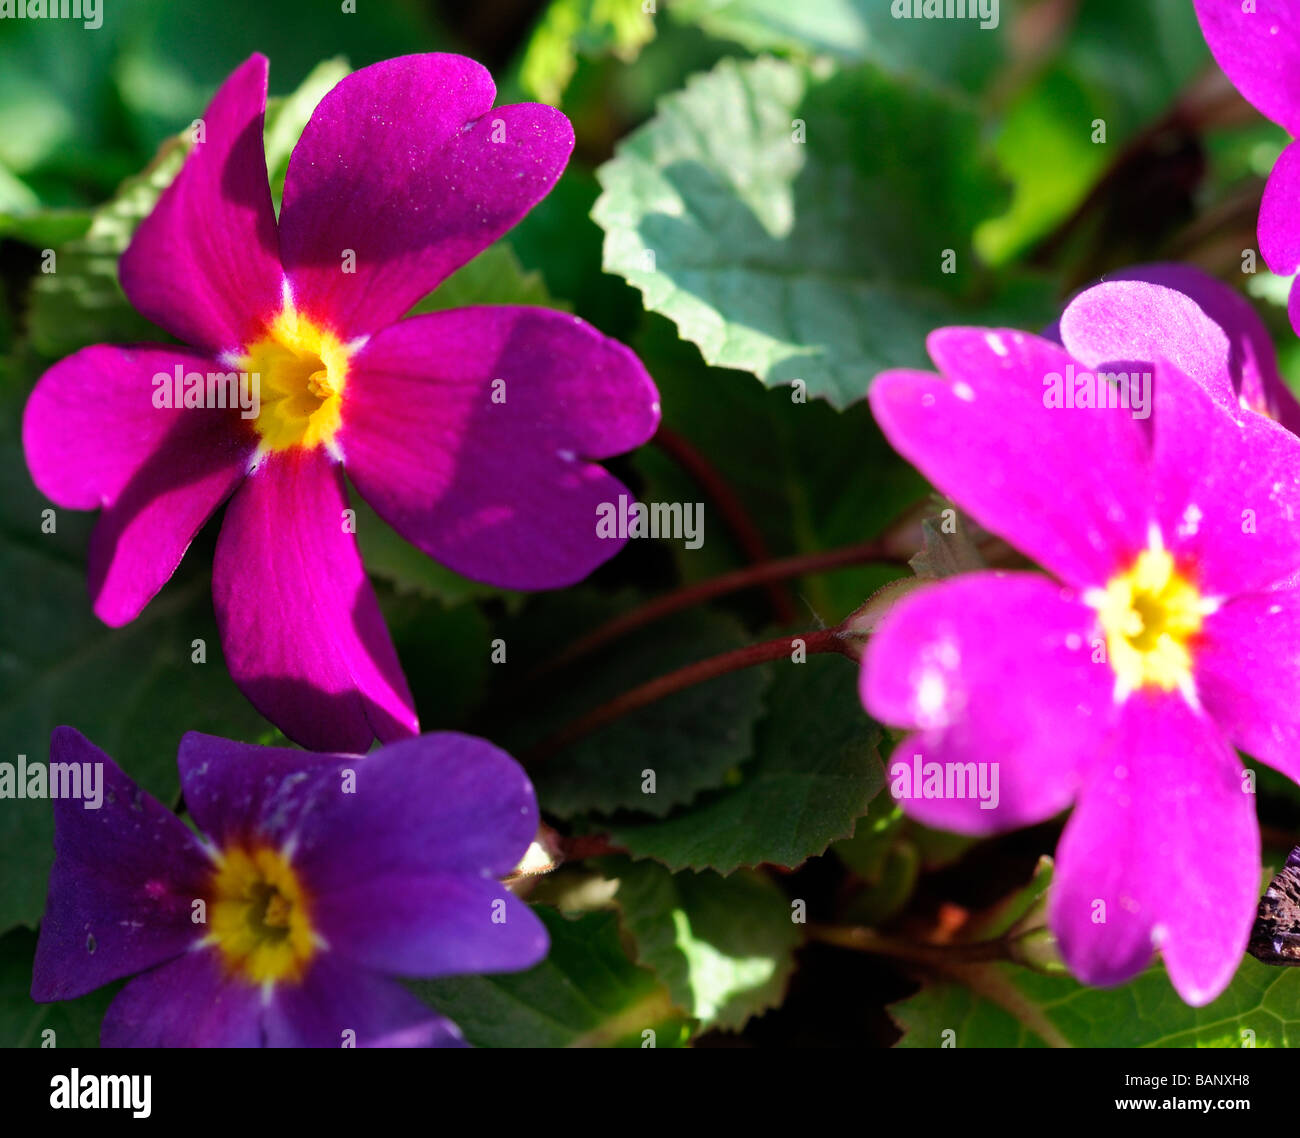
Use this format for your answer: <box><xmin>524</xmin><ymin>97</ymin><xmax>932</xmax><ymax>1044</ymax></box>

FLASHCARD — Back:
<box><xmin>1092</xmin><ymin>546</ymin><xmax>1205</xmax><ymax>695</ymax></box>
<box><xmin>239</xmin><ymin>300</ymin><xmax>351</xmax><ymax>453</ymax></box>
<box><xmin>207</xmin><ymin>844</ymin><xmax>316</xmax><ymax>986</ymax></box>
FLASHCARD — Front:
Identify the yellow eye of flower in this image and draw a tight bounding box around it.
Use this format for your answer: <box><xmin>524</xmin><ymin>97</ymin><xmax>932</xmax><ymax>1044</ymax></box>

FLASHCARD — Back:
<box><xmin>239</xmin><ymin>298</ymin><xmax>352</xmax><ymax>453</ymax></box>
<box><xmin>206</xmin><ymin>844</ymin><xmax>317</xmax><ymax>986</ymax></box>
<box><xmin>1091</xmin><ymin>545</ymin><xmax>1206</xmax><ymax>697</ymax></box>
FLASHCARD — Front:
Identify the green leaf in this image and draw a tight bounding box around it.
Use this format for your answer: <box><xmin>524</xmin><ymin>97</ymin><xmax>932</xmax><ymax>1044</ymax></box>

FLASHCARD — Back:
<box><xmin>413</xmin><ymin>906</ymin><xmax>691</xmax><ymax>1047</ymax></box>
<box><xmin>0</xmin><ymin>206</ymin><xmax>93</xmax><ymax>248</ymax></box>
<box><xmin>112</xmin><ymin>2</ymin><xmax>444</xmax><ymax>156</ymax></box>
<box><xmin>908</xmin><ymin>506</ymin><xmax>985</xmax><ymax>580</ymax></box>
<box><xmin>501</xmin><ymin>595</ymin><xmax>772</xmax><ymax>819</ymax></box>
<box><xmin>408</xmin><ymin>240</ymin><xmax>568</xmax><ymax>316</ymax></box>
<box><xmin>606</xmin><ymin>652</ymin><xmax>883</xmax><ymax>873</ymax></box>
<box><xmin>593</xmin><ymin>56</ymin><xmax>1014</xmax><ymax>407</ymax></box>
<box><xmin>520</xmin><ymin>0</ymin><xmax>656</xmax><ymax>106</ymax></box>
<box><xmin>0</xmin><ymin>929</ymin><xmax>112</xmax><ymax>1048</ymax></box>
<box><xmin>604</xmin><ymin>857</ymin><xmax>800</xmax><ymax>1031</ymax></box>
<box><xmin>891</xmin><ymin>954</ymin><xmax>1300</xmax><ymax>1048</ymax></box>
<box><xmin>832</xmin><ymin>801</ymin><xmax>903</xmax><ymax>879</ymax></box>
<box><xmin>381</xmin><ymin>592</ymin><xmax>495</xmax><ymax>730</ymax></box>
<box><xmin>25</xmin><ymin>136</ymin><xmax>188</xmax><ymax>359</ymax></box>
<box><xmin>630</xmin><ymin>315</ymin><xmax>926</xmax><ymax>619</ymax></box>
<box><xmin>669</xmin><ymin>0</ymin><xmax>1006</xmax><ymax>94</ymax></box>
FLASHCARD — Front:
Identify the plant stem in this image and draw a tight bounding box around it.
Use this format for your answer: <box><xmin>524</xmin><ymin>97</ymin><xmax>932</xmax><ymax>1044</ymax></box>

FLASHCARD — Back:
<box><xmin>525</xmin><ymin>626</ymin><xmax>853</xmax><ymax>764</ymax></box>
<box><xmin>653</xmin><ymin>425</ymin><xmax>797</xmax><ymax>623</ymax></box>
<box><xmin>545</xmin><ymin>538</ymin><xmax>906</xmax><ymax>672</ymax></box>
<box><xmin>806</xmin><ymin>924</ymin><xmax>1016</xmax><ymax>965</ymax></box>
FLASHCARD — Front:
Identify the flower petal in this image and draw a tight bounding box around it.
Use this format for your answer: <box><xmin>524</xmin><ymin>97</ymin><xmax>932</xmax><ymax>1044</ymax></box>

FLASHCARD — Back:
<box><xmin>1258</xmin><ymin>140</ymin><xmax>1300</xmax><ymax>340</ymax></box>
<box><xmin>263</xmin><ymin>956</ymin><xmax>465</xmax><ymax>1047</ymax></box>
<box><xmin>1196</xmin><ymin>586</ymin><xmax>1300</xmax><ymax>784</ymax></box>
<box><xmin>289</xmin><ymin>733</ymin><xmax>540</xmax><ymax>889</ymax></box>
<box><xmin>24</xmin><ymin>343</ymin><xmax>255</xmax><ymax>625</ymax></box>
<box><xmin>1049</xmin><ymin>691</ymin><xmax>1259</xmax><ymax>1006</ymax></box>
<box><xmin>870</xmin><ymin>329</ymin><xmax>1150</xmax><ymax>588</ymax></box>
<box><xmin>341</xmin><ymin>307</ymin><xmax>659</xmax><ymax>588</ymax></box>
<box><xmin>863</xmin><ymin>572</ymin><xmax>1107</xmax><ymax>835</ymax></box>
<box><xmin>312</xmin><ymin>873</ymin><xmax>548</xmax><ymax>978</ymax></box>
<box><xmin>212</xmin><ymin>448</ymin><xmax>417</xmax><ymax>752</ymax></box>
<box><xmin>1194</xmin><ymin>0</ymin><xmax>1300</xmax><ymax>133</ymax></box>
<box><xmin>22</xmin><ymin>344</ymin><xmax>249</xmax><ymax>510</ymax></box>
<box><xmin>1259</xmin><ymin>141</ymin><xmax>1300</xmax><ymax>276</ymax></box>
<box><xmin>1057</xmin><ymin>276</ymin><xmax>1234</xmax><ymax>410</ymax></box>
<box><xmin>1066</xmin><ymin>263</ymin><xmax>1300</xmax><ymax>430</ymax></box>
<box><xmin>178</xmin><ymin>731</ymin><xmax>538</xmax><ymax>886</ymax></box>
<box><xmin>31</xmin><ymin>728</ymin><xmax>211</xmax><ymax>1003</ymax></box>
<box><xmin>119</xmin><ymin>54</ymin><xmax>283</xmax><ymax>355</ymax></box>
<box><xmin>278</xmin><ymin>54</ymin><xmax>573</xmax><ymax>338</ymax></box>
<box><xmin>100</xmin><ymin>948</ymin><xmax>264</xmax><ymax>1047</ymax></box>
<box><xmin>1152</xmin><ymin>358</ymin><xmax>1300</xmax><ymax>596</ymax></box>
<box><xmin>176</xmin><ymin>732</ymin><xmax>351</xmax><ymax>852</ymax></box>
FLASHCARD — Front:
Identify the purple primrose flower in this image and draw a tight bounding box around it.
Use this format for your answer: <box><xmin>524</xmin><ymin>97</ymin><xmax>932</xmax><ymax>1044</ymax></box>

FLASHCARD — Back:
<box><xmin>21</xmin><ymin>54</ymin><xmax>660</xmax><ymax>752</ymax></box>
<box><xmin>861</xmin><ymin>321</ymin><xmax>1300</xmax><ymax>1005</ymax></box>
<box><xmin>31</xmin><ymin>726</ymin><xmax>545</xmax><ymax>1046</ymax></box>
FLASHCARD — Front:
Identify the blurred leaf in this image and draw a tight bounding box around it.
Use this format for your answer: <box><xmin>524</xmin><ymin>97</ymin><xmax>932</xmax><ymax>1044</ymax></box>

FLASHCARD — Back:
<box><xmin>521</xmin><ymin>0</ymin><xmax>656</xmax><ymax>106</ymax></box>
<box><xmin>25</xmin><ymin>136</ymin><xmax>187</xmax><ymax>359</ymax></box>
<box><xmin>410</xmin><ymin>240</ymin><xmax>568</xmax><ymax>316</ymax></box>
<box><xmin>962</xmin><ymin>855</ymin><xmax>1053</xmax><ymax>942</ymax></box>
<box><xmin>976</xmin><ymin>0</ymin><xmax>1210</xmax><ymax>265</ymax></box>
<box><xmin>593</xmin><ymin>56</ymin><xmax>1014</xmax><ymax>407</ymax></box>
<box><xmin>841</xmin><ymin>840</ymin><xmax>919</xmax><ymax>927</ymax></box>
<box><xmin>891</xmin><ymin>953</ymin><xmax>1300</xmax><ymax>1047</ymax></box>
<box><xmin>0</xmin><ymin>929</ymin><xmax>113</xmax><ymax>1047</ymax></box>
<box><xmin>0</xmin><ymin>207</ymin><xmax>94</xmax><ymax>248</ymax></box>
<box><xmin>608</xmin><ymin>652</ymin><xmax>884</xmax><ymax>872</ymax></box>
<box><xmin>414</xmin><ymin>906</ymin><xmax>691</xmax><ymax>1047</ymax></box>
<box><xmin>499</xmin><ymin>593</ymin><xmax>771</xmax><ymax>818</ymax></box>
<box><xmin>668</xmin><ymin>0</ymin><xmax>1005</xmax><ymax>94</ymax></box>
<box><xmin>112</xmin><ymin>0</ymin><xmax>443</xmax><ymax>155</ymax></box>
<box><xmin>908</xmin><ymin>507</ymin><xmax>985</xmax><ymax>580</ymax></box>
<box><xmin>833</xmin><ymin>801</ymin><xmax>903</xmax><ymax>879</ymax></box>
<box><xmin>605</xmin><ymin>857</ymin><xmax>799</xmax><ymax>1031</ymax></box>
<box><xmin>0</xmin><ymin>17</ymin><xmax>129</xmax><ymax>198</ymax></box>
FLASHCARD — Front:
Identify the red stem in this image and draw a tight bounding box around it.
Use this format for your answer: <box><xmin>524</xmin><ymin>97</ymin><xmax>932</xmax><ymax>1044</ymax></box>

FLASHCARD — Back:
<box><xmin>653</xmin><ymin>425</ymin><xmax>797</xmax><ymax>624</ymax></box>
<box><xmin>546</xmin><ymin>538</ymin><xmax>904</xmax><ymax>671</ymax></box>
<box><xmin>525</xmin><ymin>627</ymin><xmax>852</xmax><ymax>764</ymax></box>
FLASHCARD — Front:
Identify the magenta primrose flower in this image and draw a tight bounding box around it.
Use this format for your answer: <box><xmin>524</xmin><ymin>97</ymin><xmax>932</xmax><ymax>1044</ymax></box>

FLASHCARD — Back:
<box><xmin>862</xmin><ymin>321</ymin><xmax>1300</xmax><ymax>1006</ymax></box>
<box><xmin>31</xmin><ymin>727</ymin><xmax>544</xmax><ymax>1046</ymax></box>
<box><xmin>1196</xmin><ymin>1</ymin><xmax>1300</xmax><ymax>338</ymax></box>
<box><xmin>21</xmin><ymin>54</ymin><xmax>660</xmax><ymax>752</ymax></box>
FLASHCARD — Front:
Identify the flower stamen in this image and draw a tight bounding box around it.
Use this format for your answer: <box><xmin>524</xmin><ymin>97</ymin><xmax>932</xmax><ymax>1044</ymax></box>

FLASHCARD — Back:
<box><xmin>1088</xmin><ymin>545</ymin><xmax>1206</xmax><ymax>701</ymax></box>
<box><xmin>206</xmin><ymin>844</ymin><xmax>317</xmax><ymax>986</ymax></box>
<box><xmin>239</xmin><ymin>295</ymin><xmax>351</xmax><ymax>454</ymax></box>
